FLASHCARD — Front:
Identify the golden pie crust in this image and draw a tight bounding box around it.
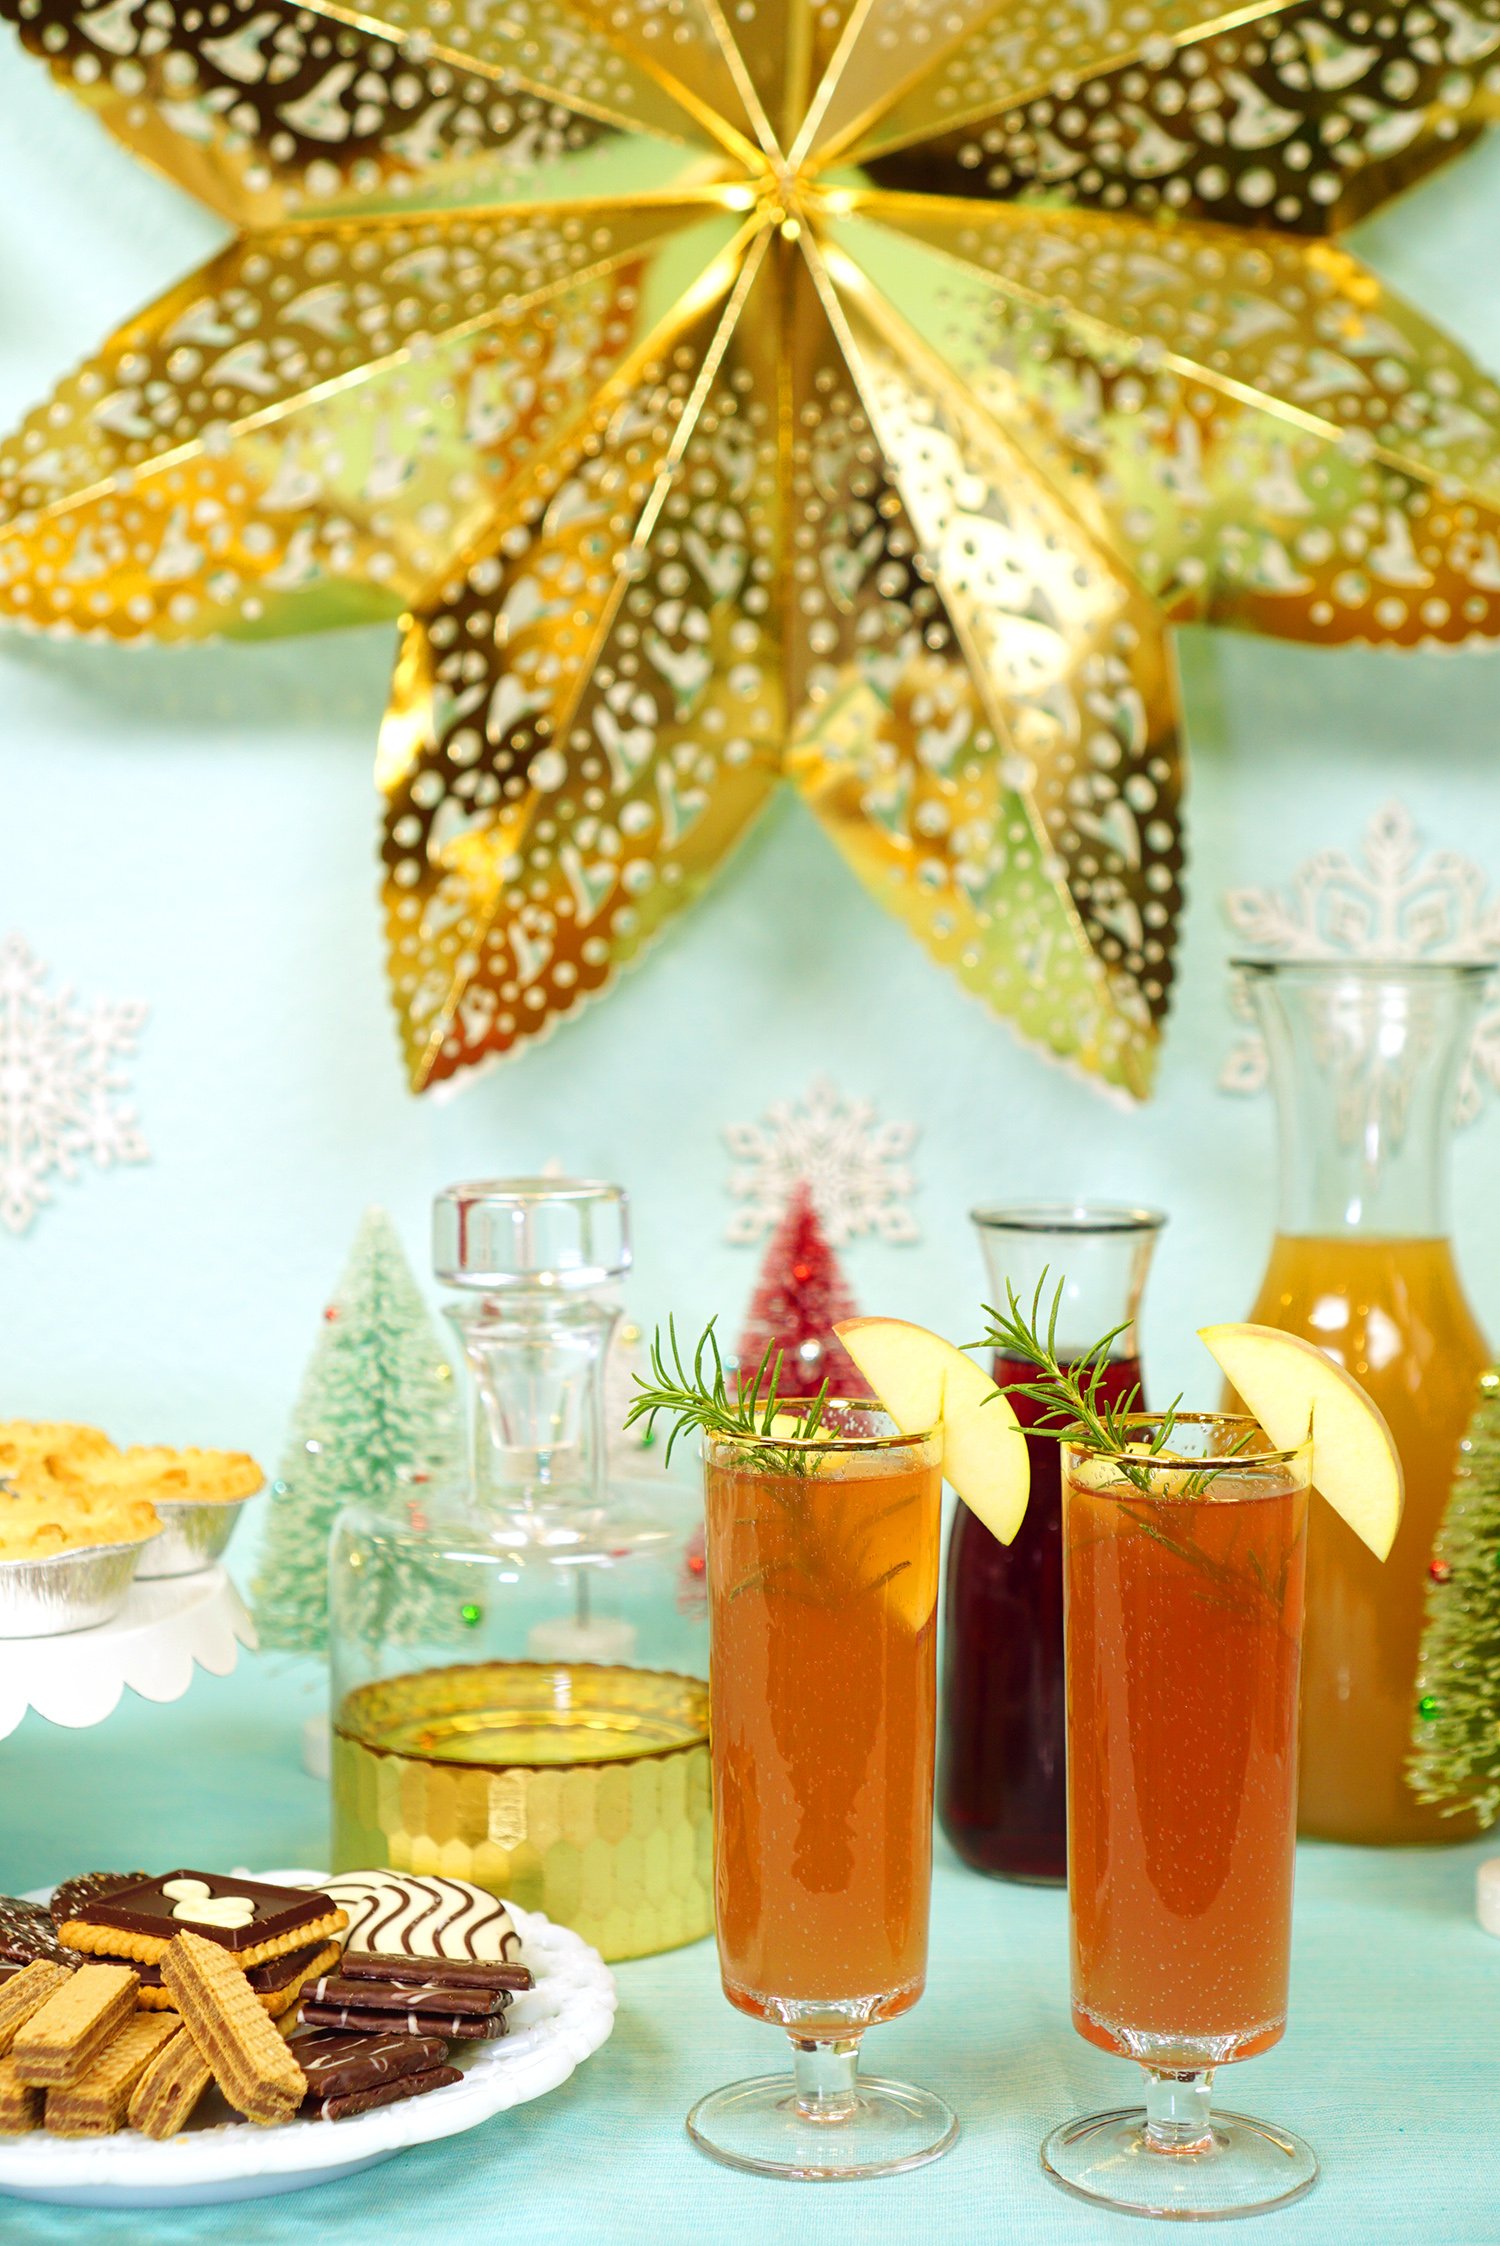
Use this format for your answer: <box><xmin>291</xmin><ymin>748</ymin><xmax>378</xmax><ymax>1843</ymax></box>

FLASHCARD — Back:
<box><xmin>0</xmin><ymin>1422</ymin><xmax>263</xmax><ymax>1558</ymax></box>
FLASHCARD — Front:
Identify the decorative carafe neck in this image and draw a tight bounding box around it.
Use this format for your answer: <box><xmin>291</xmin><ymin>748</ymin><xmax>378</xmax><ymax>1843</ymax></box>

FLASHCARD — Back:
<box><xmin>971</xmin><ymin>1203</ymin><xmax>1165</xmax><ymax>1361</ymax></box>
<box><xmin>1241</xmin><ymin>961</ymin><xmax>1490</xmax><ymax>1237</ymax></box>
<box><xmin>432</xmin><ymin>1176</ymin><xmax>632</xmax><ymax>1527</ymax></box>
<box><xmin>445</xmin><ymin>1293</ymin><xmax>619</xmax><ymax>1515</ymax></box>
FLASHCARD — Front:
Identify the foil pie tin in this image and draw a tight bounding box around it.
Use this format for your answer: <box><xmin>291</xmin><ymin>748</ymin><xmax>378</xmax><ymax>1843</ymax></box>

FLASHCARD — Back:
<box><xmin>135</xmin><ymin>1488</ymin><xmax>258</xmax><ymax>1580</ymax></box>
<box><xmin>0</xmin><ymin>1538</ymin><xmax>150</xmax><ymax>1638</ymax></box>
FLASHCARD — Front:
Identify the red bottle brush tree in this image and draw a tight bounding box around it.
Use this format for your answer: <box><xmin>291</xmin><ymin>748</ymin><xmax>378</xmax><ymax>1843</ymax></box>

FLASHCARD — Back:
<box><xmin>737</xmin><ymin>1183</ymin><xmax>863</xmax><ymax>1400</ymax></box>
<box><xmin>682</xmin><ymin>1184</ymin><xmax>865</xmax><ymax>1613</ymax></box>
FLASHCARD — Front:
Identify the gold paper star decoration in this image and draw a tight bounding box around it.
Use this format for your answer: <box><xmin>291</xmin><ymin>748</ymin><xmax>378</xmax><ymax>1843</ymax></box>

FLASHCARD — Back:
<box><xmin>3</xmin><ymin>2</ymin><xmax>1500</xmax><ymax>1095</ymax></box>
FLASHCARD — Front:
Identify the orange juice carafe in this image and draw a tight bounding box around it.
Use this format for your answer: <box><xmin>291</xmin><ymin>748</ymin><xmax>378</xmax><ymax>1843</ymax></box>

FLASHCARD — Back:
<box><xmin>1238</xmin><ymin>961</ymin><xmax>1492</xmax><ymax>1844</ymax></box>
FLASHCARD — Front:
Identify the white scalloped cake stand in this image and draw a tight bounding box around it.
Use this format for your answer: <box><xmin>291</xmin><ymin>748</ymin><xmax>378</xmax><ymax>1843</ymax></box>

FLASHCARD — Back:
<box><xmin>0</xmin><ymin>1569</ymin><xmax>256</xmax><ymax>1740</ymax></box>
<box><xmin>0</xmin><ymin>1885</ymin><xmax>616</xmax><ymax>2207</ymax></box>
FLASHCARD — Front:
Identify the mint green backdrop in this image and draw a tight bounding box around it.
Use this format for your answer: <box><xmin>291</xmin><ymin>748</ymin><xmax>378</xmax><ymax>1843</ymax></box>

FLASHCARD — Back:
<box><xmin>3</xmin><ymin>50</ymin><xmax>1500</xmax><ymax>2246</ymax></box>
<box><xmin>2</xmin><ymin>48</ymin><xmax>1500</xmax><ymax>1451</ymax></box>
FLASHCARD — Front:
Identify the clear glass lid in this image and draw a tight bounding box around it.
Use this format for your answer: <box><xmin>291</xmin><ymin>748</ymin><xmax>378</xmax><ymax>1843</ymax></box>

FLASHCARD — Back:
<box><xmin>433</xmin><ymin>1178</ymin><xmax>630</xmax><ymax>1291</ymax></box>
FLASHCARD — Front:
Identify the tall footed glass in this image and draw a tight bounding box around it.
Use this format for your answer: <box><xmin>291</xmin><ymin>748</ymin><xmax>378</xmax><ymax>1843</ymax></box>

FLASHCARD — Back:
<box><xmin>1238</xmin><ymin>961</ymin><xmax>1491</xmax><ymax>1843</ymax></box>
<box><xmin>1043</xmin><ymin>1416</ymin><xmax>1316</xmax><ymax>2220</ymax></box>
<box><xmin>688</xmin><ymin>1405</ymin><xmax>954</xmax><ymax>2181</ymax></box>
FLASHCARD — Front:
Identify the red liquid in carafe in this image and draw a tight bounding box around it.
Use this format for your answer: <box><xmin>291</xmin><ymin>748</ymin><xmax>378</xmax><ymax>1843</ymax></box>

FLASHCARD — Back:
<box><xmin>938</xmin><ymin>1352</ymin><xmax>1143</xmax><ymax>1883</ymax></box>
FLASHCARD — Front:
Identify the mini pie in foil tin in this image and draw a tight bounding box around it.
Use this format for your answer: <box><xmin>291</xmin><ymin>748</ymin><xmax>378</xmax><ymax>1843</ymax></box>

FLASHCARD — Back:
<box><xmin>0</xmin><ymin>1537</ymin><xmax>151</xmax><ymax>1638</ymax></box>
<box><xmin>135</xmin><ymin>1487</ymin><xmax>259</xmax><ymax>1580</ymax></box>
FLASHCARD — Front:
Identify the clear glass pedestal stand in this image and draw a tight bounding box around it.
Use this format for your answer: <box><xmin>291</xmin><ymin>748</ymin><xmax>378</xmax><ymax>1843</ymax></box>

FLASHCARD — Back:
<box><xmin>687</xmin><ymin>2029</ymin><xmax>957</xmax><ymax>2182</ymax></box>
<box><xmin>1041</xmin><ymin>2068</ymin><xmax>1317</xmax><ymax>2220</ymax></box>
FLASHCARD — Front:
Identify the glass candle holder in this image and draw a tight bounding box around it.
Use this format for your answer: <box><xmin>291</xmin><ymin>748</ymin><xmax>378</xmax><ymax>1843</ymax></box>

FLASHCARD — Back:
<box><xmin>329</xmin><ymin>1179</ymin><xmax>711</xmax><ymax>1963</ymax></box>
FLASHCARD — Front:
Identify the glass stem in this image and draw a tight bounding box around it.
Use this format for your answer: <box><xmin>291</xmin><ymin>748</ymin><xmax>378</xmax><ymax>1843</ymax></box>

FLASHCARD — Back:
<box><xmin>1142</xmin><ymin>2068</ymin><xmax>1216</xmax><ymax>2157</ymax></box>
<box><xmin>790</xmin><ymin>2035</ymin><xmax>862</xmax><ymax>2123</ymax></box>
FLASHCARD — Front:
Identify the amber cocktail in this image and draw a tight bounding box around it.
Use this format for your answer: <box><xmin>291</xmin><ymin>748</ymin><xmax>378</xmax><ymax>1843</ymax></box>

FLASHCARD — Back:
<box><xmin>1042</xmin><ymin>1414</ymin><xmax>1317</xmax><ymax>2221</ymax></box>
<box><xmin>687</xmin><ymin>1404</ymin><xmax>955</xmax><ymax>2180</ymax></box>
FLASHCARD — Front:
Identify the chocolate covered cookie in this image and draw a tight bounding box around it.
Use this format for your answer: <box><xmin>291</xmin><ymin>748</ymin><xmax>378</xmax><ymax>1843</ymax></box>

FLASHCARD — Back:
<box><xmin>0</xmin><ymin>1899</ymin><xmax>78</xmax><ymax>1971</ymax></box>
<box><xmin>287</xmin><ymin>2029</ymin><xmax>449</xmax><ymax>2102</ymax></box>
<box><xmin>304</xmin><ymin>2062</ymin><xmax>462</xmax><ymax>2123</ymax></box>
<box><xmin>297</xmin><ymin>2000</ymin><xmax>509</xmax><ymax>2040</ymax></box>
<box><xmin>49</xmin><ymin>1873</ymin><xmax>149</xmax><ymax>1929</ymax></box>
<box><xmin>320</xmin><ymin>1872</ymin><xmax>519</xmax><ymax>1962</ymax></box>
<box><xmin>59</xmin><ymin>1871</ymin><xmax>346</xmax><ymax>1968</ymax></box>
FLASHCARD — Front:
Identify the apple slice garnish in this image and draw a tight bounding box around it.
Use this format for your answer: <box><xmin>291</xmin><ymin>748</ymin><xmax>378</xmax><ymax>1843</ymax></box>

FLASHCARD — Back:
<box><xmin>767</xmin><ymin>1412</ymin><xmax>834</xmax><ymax>1442</ymax></box>
<box><xmin>834</xmin><ymin>1316</ymin><xmax>1029</xmax><ymax>1544</ymax></box>
<box><xmin>1198</xmin><ymin>1322</ymin><xmax>1404</xmax><ymax>1561</ymax></box>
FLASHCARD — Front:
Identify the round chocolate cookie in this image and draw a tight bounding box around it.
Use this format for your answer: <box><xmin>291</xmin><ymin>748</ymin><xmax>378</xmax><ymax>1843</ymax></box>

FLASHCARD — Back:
<box><xmin>0</xmin><ymin>1895</ymin><xmax>80</xmax><ymax>1967</ymax></box>
<box><xmin>49</xmin><ymin>1871</ymin><xmax>149</xmax><ymax>1928</ymax></box>
<box><xmin>321</xmin><ymin>1871</ymin><xmax>520</xmax><ymax>1962</ymax></box>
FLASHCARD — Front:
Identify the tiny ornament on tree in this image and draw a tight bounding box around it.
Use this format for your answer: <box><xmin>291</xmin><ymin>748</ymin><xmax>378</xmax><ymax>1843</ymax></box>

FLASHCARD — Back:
<box><xmin>1410</xmin><ymin>1371</ymin><xmax>1500</xmax><ymax>1880</ymax></box>
<box><xmin>736</xmin><ymin>1182</ymin><xmax>864</xmax><ymax>1403</ymax></box>
<box><xmin>252</xmin><ymin>1206</ymin><xmax>462</xmax><ymax>1655</ymax></box>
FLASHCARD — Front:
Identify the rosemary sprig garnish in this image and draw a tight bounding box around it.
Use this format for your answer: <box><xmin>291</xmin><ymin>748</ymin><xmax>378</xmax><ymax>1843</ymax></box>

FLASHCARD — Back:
<box><xmin>624</xmin><ymin>1316</ymin><xmax>830</xmax><ymax>1473</ymax></box>
<box><xmin>977</xmin><ymin>1272</ymin><xmax>1249</xmax><ymax>1498</ymax></box>
<box><xmin>976</xmin><ymin>1272</ymin><xmax>1181</xmax><ymax>1493</ymax></box>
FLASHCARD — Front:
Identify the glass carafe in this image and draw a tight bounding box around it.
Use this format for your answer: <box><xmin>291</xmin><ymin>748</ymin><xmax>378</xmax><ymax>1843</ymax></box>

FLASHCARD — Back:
<box><xmin>329</xmin><ymin>1178</ymin><xmax>713</xmax><ymax>1958</ymax></box>
<box><xmin>938</xmin><ymin>1203</ymin><xmax>1164</xmax><ymax>1883</ymax></box>
<box><xmin>1238</xmin><ymin>962</ymin><xmax>1492</xmax><ymax>1845</ymax></box>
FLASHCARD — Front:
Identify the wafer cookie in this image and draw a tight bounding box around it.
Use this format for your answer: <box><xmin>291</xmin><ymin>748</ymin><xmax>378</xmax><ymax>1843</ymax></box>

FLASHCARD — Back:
<box><xmin>0</xmin><ymin>1961</ymin><xmax>71</xmax><ymax>2057</ymax></box>
<box><xmin>159</xmin><ymin>1932</ymin><xmax>306</xmax><ymax>2126</ymax></box>
<box><xmin>46</xmin><ymin>2013</ymin><xmax>178</xmax><ymax>2136</ymax></box>
<box><xmin>0</xmin><ymin>2057</ymin><xmax>42</xmax><ymax>2133</ymax></box>
<box><xmin>125</xmin><ymin>2024</ymin><xmax>212</xmax><ymax>2141</ymax></box>
<box><xmin>12</xmin><ymin>1965</ymin><xmax>136</xmax><ymax>2087</ymax></box>
<box><xmin>127</xmin><ymin>1937</ymin><xmax>341</xmax><ymax>2016</ymax></box>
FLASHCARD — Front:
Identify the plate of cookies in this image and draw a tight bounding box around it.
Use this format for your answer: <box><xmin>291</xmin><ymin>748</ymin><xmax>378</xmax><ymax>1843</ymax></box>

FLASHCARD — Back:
<box><xmin>0</xmin><ymin>1867</ymin><xmax>616</xmax><ymax>2205</ymax></box>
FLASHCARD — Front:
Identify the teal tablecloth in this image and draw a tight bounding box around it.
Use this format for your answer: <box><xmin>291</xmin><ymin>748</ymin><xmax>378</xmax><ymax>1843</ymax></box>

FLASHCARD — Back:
<box><xmin>1</xmin><ymin>1661</ymin><xmax>1492</xmax><ymax>2244</ymax></box>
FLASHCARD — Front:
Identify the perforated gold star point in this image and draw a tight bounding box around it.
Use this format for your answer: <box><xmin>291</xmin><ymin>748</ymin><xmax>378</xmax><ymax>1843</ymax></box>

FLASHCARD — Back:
<box><xmin>3</xmin><ymin>0</ymin><xmax>1499</xmax><ymax>1092</ymax></box>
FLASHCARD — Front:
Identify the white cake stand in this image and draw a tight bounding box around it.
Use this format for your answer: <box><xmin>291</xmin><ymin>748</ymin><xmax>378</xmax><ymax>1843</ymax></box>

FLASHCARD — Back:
<box><xmin>0</xmin><ymin>1568</ymin><xmax>255</xmax><ymax>1739</ymax></box>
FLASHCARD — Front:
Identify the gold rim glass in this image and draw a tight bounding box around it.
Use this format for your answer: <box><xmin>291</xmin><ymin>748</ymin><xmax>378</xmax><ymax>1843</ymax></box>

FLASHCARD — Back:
<box><xmin>687</xmin><ymin>1404</ymin><xmax>955</xmax><ymax>2181</ymax></box>
<box><xmin>1042</xmin><ymin>1411</ymin><xmax>1318</xmax><ymax>2220</ymax></box>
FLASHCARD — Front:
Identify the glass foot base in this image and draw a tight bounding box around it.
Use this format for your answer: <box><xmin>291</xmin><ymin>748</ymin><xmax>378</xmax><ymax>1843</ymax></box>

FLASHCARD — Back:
<box><xmin>687</xmin><ymin>2075</ymin><xmax>958</xmax><ymax>2181</ymax></box>
<box><xmin>1041</xmin><ymin>2107</ymin><xmax>1318</xmax><ymax>2221</ymax></box>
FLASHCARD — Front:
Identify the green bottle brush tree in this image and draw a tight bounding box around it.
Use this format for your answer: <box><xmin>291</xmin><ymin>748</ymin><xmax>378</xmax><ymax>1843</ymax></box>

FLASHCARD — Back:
<box><xmin>1411</xmin><ymin>1369</ymin><xmax>1500</xmax><ymax>1827</ymax></box>
<box><xmin>252</xmin><ymin>1207</ymin><xmax>462</xmax><ymax>1653</ymax></box>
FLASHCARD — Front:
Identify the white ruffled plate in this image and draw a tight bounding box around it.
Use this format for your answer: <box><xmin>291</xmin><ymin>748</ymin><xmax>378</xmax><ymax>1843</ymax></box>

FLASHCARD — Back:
<box><xmin>0</xmin><ymin>1874</ymin><xmax>616</xmax><ymax>2206</ymax></box>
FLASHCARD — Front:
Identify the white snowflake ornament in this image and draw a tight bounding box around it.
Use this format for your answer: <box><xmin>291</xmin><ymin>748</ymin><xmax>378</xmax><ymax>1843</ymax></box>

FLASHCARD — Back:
<box><xmin>0</xmin><ymin>934</ymin><xmax>149</xmax><ymax>1236</ymax></box>
<box><xmin>724</xmin><ymin>1080</ymin><xmax>919</xmax><ymax>1246</ymax></box>
<box><xmin>1221</xmin><ymin>804</ymin><xmax>1500</xmax><ymax>1125</ymax></box>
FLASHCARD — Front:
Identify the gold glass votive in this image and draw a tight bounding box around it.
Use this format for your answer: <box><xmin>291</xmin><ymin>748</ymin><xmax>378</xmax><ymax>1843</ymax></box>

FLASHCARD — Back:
<box><xmin>332</xmin><ymin>1659</ymin><xmax>713</xmax><ymax>1962</ymax></box>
